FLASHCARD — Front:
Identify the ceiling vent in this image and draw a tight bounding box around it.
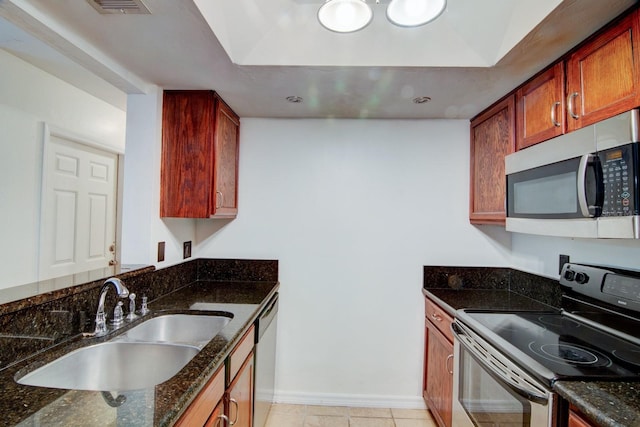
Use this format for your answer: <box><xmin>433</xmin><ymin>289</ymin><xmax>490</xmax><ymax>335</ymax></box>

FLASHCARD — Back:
<box><xmin>87</xmin><ymin>0</ymin><xmax>151</xmax><ymax>14</ymax></box>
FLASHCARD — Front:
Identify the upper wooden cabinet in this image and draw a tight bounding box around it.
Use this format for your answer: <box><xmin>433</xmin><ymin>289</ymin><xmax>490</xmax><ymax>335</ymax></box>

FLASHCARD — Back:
<box><xmin>566</xmin><ymin>9</ymin><xmax>640</xmax><ymax>131</ymax></box>
<box><xmin>469</xmin><ymin>95</ymin><xmax>515</xmax><ymax>225</ymax></box>
<box><xmin>516</xmin><ymin>62</ymin><xmax>566</xmax><ymax>150</ymax></box>
<box><xmin>161</xmin><ymin>90</ymin><xmax>239</xmax><ymax>219</ymax></box>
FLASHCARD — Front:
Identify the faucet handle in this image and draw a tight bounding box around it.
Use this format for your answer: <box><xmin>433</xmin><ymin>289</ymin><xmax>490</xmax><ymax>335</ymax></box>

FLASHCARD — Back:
<box><xmin>139</xmin><ymin>295</ymin><xmax>150</xmax><ymax>315</ymax></box>
<box><xmin>126</xmin><ymin>293</ymin><xmax>138</xmax><ymax>321</ymax></box>
<box><xmin>111</xmin><ymin>301</ymin><xmax>124</xmax><ymax>326</ymax></box>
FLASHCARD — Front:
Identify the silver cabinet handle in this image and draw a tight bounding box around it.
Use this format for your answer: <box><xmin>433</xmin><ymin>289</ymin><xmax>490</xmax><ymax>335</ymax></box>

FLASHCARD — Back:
<box><xmin>446</xmin><ymin>354</ymin><xmax>453</xmax><ymax>375</ymax></box>
<box><xmin>215</xmin><ymin>414</ymin><xmax>229</xmax><ymax>427</ymax></box>
<box><xmin>567</xmin><ymin>92</ymin><xmax>580</xmax><ymax>119</ymax></box>
<box><xmin>550</xmin><ymin>101</ymin><xmax>561</xmax><ymax>127</ymax></box>
<box><xmin>229</xmin><ymin>398</ymin><xmax>239</xmax><ymax>425</ymax></box>
<box><xmin>431</xmin><ymin>312</ymin><xmax>442</xmax><ymax>322</ymax></box>
<box><xmin>216</xmin><ymin>191</ymin><xmax>223</xmax><ymax>209</ymax></box>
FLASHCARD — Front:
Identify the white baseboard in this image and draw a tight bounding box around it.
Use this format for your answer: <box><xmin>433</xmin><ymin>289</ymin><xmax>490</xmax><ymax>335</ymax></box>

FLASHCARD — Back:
<box><xmin>274</xmin><ymin>390</ymin><xmax>427</xmax><ymax>409</ymax></box>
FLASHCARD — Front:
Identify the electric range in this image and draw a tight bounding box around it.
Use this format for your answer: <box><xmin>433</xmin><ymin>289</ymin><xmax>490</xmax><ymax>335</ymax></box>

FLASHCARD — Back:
<box><xmin>451</xmin><ymin>263</ymin><xmax>640</xmax><ymax>427</ymax></box>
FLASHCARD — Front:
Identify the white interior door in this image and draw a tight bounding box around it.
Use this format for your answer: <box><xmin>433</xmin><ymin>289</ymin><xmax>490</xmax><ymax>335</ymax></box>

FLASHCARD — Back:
<box><xmin>39</xmin><ymin>130</ymin><xmax>118</xmax><ymax>280</ymax></box>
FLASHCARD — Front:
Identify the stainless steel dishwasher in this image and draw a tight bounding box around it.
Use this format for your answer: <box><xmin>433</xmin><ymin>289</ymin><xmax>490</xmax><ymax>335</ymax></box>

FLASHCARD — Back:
<box><xmin>253</xmin><ymin>293</ymin><xmax>278</xmax><ymax>427</ymax></box>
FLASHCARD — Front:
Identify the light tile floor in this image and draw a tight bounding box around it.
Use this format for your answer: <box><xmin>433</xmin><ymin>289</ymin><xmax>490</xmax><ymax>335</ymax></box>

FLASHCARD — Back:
<box><xmin>265</xmin><ymin>404</ymin><xmax>438</xmax><ymax>427</ymax></box>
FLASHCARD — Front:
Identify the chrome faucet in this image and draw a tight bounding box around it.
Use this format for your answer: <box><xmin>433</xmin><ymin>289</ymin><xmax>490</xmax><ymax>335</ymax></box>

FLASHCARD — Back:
<box><xmin>94</xmin><ymin>277</ymin><xmax>130</xmax><ymax>336</ymax></box>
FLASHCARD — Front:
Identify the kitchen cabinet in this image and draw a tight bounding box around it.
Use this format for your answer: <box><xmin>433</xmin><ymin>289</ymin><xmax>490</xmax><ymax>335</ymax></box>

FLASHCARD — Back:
<box><xmin>423</xmin><ymin>296</ymin><xmax>454</xmax><ymax>427</ymax></box>
<box><xmin>226</xmin><ymin>350</ymin><xmax>254</xmax><ymax>427</ymax></box>
<box><xmin>175</xmin><ymin>366</ymin><xmax>225</xmax><ymax>427</ymax></box>
<box><xmin>568</xmin><ymin>407</ymin><xmax>596</xmax><ymax>427</ymax></box>
<box><xmin>225</xmin><ymin>326</ymin><xmax>255</xmax><ymax>427</ymax></box>
<box><xmin>566</xmin><ymin>9</ymin><xmax>640</xmax><ymax>132</ymax></box>
<box><xmin>160</xmin><ymin>90</ymin><xmax>239</xmax><ymax>219</ymax></box>
<box><xmin>516</xmin><ymin>62</ymin><xmax>565</xmax><ymax>150</ymax></box>
<box><xmin>176</xmin><ymin>325</ymin><xmax>255</xmax><ymax>427</ymax></box>
<box><xmin>469</xmin><ymin>95</ymin><xmax>515</xmax><ymax>225</ymax></box>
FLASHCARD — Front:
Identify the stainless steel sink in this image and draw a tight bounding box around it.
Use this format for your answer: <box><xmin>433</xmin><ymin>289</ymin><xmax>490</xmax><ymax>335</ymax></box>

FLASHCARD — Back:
<box><xmin>16</xmin><ymin>313</ymin><xmax>232</xmax><ymax>391</ymax></box>
<box><xmin>16</xmin><ymin>342</ymin><xmax>199</xmax><ymax>391</ymax></box>
<box><xmin>117</xmin><ymin>314</ymin><xmax>231</xmax><ymax>347</ymax></box>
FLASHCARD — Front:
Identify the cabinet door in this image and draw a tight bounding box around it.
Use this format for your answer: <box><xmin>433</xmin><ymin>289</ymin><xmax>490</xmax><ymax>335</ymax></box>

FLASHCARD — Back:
<box><xmin>212</xmin><ymin>95</ymin><xmax>240</xmax><ymax>218</ymax></box>
<box><xmin>469</xmin><ymin>95</ymin><xmax>515</xmax><ymax>225</ymax></box>
<box><xmin>516</xmin><ymin>62</ymin><xmax>565</xmax><ymax>150</ymax></box>
<box><xmin>566</xmin><ymin>10</ymin><xmax>640</xmax><ymax>131</ymax></box>
<box><xmin>175</xmin><ymin>366</ymin><xmax>225</xmax><ymax>427</ymax></box>
<box><xmin>161</xmin><ymin>91</ymin><xmax>215</xmax><ymax>218</ymax></box>
<box><xmin>226</xmin><ymin>351</ymin><xmax>254</xmax><ymax>427</ymax></box>
<box><xmin>424</xmin><ymin>320</ymin><xmax>453</xmax><ymax>427</ymax></box>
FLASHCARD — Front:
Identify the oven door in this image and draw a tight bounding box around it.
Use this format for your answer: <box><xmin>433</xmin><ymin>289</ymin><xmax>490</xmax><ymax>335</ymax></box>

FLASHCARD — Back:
<box><xmin>451</xmin><ymin>322</ymin><xmax>557</xmax><ymax>427</ymax></box>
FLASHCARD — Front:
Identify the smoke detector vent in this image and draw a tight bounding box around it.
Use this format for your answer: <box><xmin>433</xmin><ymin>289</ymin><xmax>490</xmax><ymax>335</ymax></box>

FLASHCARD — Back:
<box><xmin>87</xmin><ymin>0</ymin><xmax>151</xmax><ymax>14</ymax></box>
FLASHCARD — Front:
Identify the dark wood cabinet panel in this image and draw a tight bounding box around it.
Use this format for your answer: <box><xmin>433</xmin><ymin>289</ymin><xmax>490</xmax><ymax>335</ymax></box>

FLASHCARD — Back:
<box><xmin>566</xmin><ymin>9</ymin><xmax>640</xmax><ymax>131</ymax></box>
<box><xmin>516</xmin><ymin>62</ymin><xmax>566</xmax><ymax>150</ymax></box>
<box><xmin>161</xmin><ymin>90</ymin><xmax>239</xmax><ymax>219</ymax></box>
<box><xmin>226</xmin><ymin>351</ymin><xmax>254</xmax><ymax>427</ymax></box>
<box><xmin>568</xmin><ymin>408</ymin><xmax>596</xmax><ymax>427</ymax></box>
<box><xmin>423</xmin><ymin>296</ymin><xmax>453</xmax><ymax>427</ymax></box>
<box><xmin>424</xmin><ymin>317</ymin><xmax>453</xmax><ymax>427</ymax></box>
<box><xmin>469</xmin><ymin>95</ymin><xmax>515</xmax><ymax>225</ymax></box>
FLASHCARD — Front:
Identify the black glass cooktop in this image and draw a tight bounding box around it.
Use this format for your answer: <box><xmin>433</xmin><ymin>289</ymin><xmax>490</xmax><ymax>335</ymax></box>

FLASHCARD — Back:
<box><xmin>466</xmin><ymin>311</ymin><xmax>640</xmax><ymax>381</ymax></box>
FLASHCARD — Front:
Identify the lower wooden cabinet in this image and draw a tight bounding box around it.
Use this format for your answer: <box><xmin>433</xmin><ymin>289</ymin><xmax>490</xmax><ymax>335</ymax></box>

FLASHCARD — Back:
<box><xmin>176</xmin><ymin>326</ymin><xmax>256</xmax><ymax>427</ymax></box>
<box><xmin>568</xmin><ymin>407</ymin><xmax>596</xmax><ymax>427</ymax></box>
<box><xmin>423</xmin><ymin>296</ymin><xmax>454</xmax><ymax>427</ymax></box>
<box><xmin>226</xmin><ymin>350</ymin><xmax>254</xmax><ymax>427</ymax></box>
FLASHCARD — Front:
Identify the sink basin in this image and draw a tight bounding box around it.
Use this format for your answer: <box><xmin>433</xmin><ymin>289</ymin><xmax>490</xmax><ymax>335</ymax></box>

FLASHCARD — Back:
<box><xmin>117</xmin><ymin>314</ymin><xmax>231</xmax><ymax>346</ymax></box>
<box><xmin>16</xmin><ymin>342</ymin><xmax>199</xmax><ymax>391</ymax></box>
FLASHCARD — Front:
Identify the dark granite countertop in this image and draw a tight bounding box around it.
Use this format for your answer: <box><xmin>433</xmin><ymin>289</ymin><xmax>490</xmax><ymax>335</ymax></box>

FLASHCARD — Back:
<box><xmin>2</xmin><ymin>279</ymin><xmax>279</xmax><ymax>426</ymax></box>
<box><xmin>423</xmin><ymin>288</ymin><xmax>557</xmax><ymax>317</ymax></box>
<box><xmin>555</xmin><ymin>381</ymin><xmax>640</xmax><ymax>427</ymax></box>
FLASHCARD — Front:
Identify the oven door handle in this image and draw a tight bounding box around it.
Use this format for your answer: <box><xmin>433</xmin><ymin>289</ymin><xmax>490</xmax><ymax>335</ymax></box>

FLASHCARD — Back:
<box><xmin>451</xmin><ymin>323</ymin><xmax>549</xmax><ymax>404</ymax></box>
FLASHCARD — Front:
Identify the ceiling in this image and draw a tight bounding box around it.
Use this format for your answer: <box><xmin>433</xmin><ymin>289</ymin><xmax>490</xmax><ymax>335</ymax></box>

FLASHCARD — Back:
<box><xmin>0</xmin><ymin>0</ymin><xmax>637</xmax><ymax>119</ymax></box>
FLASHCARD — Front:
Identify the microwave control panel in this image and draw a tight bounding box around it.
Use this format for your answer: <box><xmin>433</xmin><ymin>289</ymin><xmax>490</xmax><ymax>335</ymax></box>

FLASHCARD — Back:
<box><xmin>600</xmin><ymin>143</ymin><xmax>637</xmax><ymax>216</ymax></box>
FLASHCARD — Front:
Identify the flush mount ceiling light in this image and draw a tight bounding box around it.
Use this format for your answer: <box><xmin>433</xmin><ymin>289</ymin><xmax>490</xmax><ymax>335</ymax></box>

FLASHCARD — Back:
<box><xmin>318</xmin><ymin>0</ymin><xmax>446</xmax><ymax>33</ymax></box>
<box><xmin>318</xmin><ymin>0</ymin><xmax>374</xmax><ymax>33</ymax></box>
<box><xmin>387</xmin><ymin>0</ymin><xmax>446</xmax><ymax>27</ymax></box>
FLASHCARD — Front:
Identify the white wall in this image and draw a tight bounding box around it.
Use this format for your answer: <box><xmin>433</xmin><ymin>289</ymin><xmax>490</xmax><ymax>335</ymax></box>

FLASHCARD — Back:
<box><xmin>0</xmin><ymin>49</ymin><xmax>126</xmax><ymax>289</ymax></box>
<box><xmin>512</xmin><ymin>234</ymin><xmax>640</xmax><ymax>278</ymax></box>
<box><xmin>194</xmin><ymin>118</ymin><xmax>511</xmax><ymax>407</ymax></box>
<box><xmin>121</xmin><ymin>88</ymin><xmax>196</xmax><ymax>268</ymax></box>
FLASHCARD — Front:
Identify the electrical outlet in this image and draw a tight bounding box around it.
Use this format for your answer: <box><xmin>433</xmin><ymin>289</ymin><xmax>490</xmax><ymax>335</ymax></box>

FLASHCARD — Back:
<box><xmin>183</xmin><ymin>241</ymin><xmax>192</xmax><ymax>259</ymax></box>
<box><xmin>157</xmin><ymin>241</ymin><xmax>165</xmax><ymax>262</ymax></box>
<box><xmin>559</xmin><ymin>254</ymin><xmax>570</xmax><ymax>274</ymax></box>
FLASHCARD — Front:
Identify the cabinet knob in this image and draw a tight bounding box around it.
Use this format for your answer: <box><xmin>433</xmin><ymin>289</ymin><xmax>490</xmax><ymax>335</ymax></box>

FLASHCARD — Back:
<box><xmin>216</xmin><ymin>191</ymin><xmax>224</xmax><ymax>209</ymax></box>
<box><xmin>550</xmin><ymin>101</ymin><xmax>562</xmax><ymax>127</ymax></box>
<box><xmin>431</xmin><ymin>312</ymin><xmax>443</xmax><ymax>322</ymax></box>
<box><xmin>215</xmin><ymin>414</ymin><xmax>229</xmax><ymax>427</ymax></box>
<box><xmin>229</xmin><ymin>398</ymin><xmax>239</xmax><ymax>425</ymax></box>
<box><xmin>567</xmin><ymin>92</ymin><xmax>580</xmax><ymax>119</ymax></box>
<box><xmin>446</xmin><ymin>354</ymin><xmax>454</xmax><ymax>375</ymax></box>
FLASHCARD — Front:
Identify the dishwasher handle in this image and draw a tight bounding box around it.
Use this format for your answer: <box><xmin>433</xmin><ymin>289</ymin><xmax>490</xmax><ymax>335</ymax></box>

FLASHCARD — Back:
<box><xmin>257</xmin><ymin>293</ymin><xmax>278</xmax><ymax>341</ymax></box>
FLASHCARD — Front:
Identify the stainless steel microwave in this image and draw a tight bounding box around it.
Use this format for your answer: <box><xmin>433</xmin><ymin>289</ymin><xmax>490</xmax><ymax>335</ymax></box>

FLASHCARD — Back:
<box><xmin>506</xmin><ymin>109</ymin><xmax>640</xmax><ymax>239</ymax></box>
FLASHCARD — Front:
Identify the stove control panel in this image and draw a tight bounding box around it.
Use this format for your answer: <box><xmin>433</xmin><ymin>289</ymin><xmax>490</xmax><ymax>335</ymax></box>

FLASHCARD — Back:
<box><xmin>560</xmin><ymin>263</ymin><xmax>640</xmax><ymax>313</ymax></box>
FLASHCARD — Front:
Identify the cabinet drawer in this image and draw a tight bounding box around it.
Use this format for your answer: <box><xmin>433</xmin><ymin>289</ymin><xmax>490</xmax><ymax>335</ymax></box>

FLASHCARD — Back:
<box><xmin>228</xmin><ymin>325</ymin><xmax>255</xmax><ymax>384</ymax></box>
<box><xmin>175</xmin><ymin>366</ymin><xmax>225</xmax><ymax>427</ymax></box>
<box><xmin>425</xmin><ymin>298</ymin><xmax>453</xmax><ymax>343</ymax></box>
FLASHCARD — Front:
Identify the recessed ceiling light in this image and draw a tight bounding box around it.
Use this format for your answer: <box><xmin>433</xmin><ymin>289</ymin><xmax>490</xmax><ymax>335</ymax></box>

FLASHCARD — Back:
<box><xmin>413</xmin><ymin>96</ymin><xmax>431</xmax><ymax>104</ymax></box>
<box><xmin>286</xmin><ymin>96</ymin><xmax>304</xmax><ymax>103</ymax></box>
<box><xmin>318</xmin><ymin>0</ymin><xmax>373</xmax><ymax>33</ymax></box>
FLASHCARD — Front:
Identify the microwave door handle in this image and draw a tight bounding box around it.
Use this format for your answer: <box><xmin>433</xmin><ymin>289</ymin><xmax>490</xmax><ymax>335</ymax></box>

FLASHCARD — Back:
<box><xmin>577</xmin><ymin>154</ymin><xmax>594</xmax><ymax>217</ymax></box>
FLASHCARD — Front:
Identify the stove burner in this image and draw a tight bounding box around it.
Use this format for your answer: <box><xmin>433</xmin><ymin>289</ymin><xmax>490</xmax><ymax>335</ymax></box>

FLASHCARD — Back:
<box><xmin>528</xmin><ymin>342</ymin><xmax>612</xmax><ymax>367</ymax></box>
<box><xmin>612</xmin><ymin>349</ymin><xmax>640</xmax><ymax>367</ymax></box>
<box><xmin>537</xmin><ymin>315</ymin><xmax>582</xmax><ymax>330</ymax></box>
